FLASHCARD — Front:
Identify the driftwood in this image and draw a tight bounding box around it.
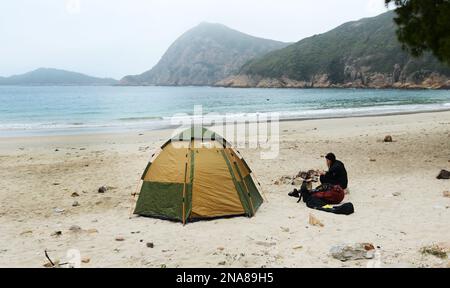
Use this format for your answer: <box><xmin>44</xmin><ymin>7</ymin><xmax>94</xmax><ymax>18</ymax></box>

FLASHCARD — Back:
<box><xmin>44</xmin><ymin>250</ymin><xmax>55</xmax><ymax>267</ymax></box>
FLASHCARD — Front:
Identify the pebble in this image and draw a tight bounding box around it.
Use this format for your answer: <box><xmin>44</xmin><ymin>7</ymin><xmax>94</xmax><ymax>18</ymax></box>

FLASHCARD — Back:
<box><xmin>98</xmin><ymin>186</ymin><xmax>107</xmax><ymax>193</ymax></box>
<box><xmin>384</xmin><ymin>135</ymin><xmax>393</xmax><ymax>143</ymax></box>
<box><xmin>115</xmin><ymin>236</ymin><xmax>125</xmax><ymax>242</ymax></box>
<box><xmin>330</xmin><ymin>243</ymin><xmax>376</xmax><ymax>262</ymax></box>
<box><xmin>51</xmin><ymin>231</ymin><xmax>62</xmax><ymax>237</ymax></box>
<box><xmin>146</xmin><ymin>242</ymin><xmax>154</xmax><ymax>248</ymax></box>
<box><xmin>81</xmin><ymin>257</ymin><xmax>90</xmax><ymax>264</ymax></box>
<box><xmin>71</xmin><ymin>192</ymin><xmax>80</xmax><ymax>197</ymax></box>
<box><xmin>392</xmin><ymin>192</ymin><xmax>401</xmax><ymax>197</ymax></box>
<box><xmin>72</xmin><ymin>201</ymin><xmax>80</xmax><ymax>207</ymax></box>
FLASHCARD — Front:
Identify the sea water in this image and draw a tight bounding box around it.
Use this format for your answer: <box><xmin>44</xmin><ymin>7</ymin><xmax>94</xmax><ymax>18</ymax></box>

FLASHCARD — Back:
<box><xmin>0</xmin><ymin>86</ymin><xmax>449</xmax><ymax>136</ymax></box>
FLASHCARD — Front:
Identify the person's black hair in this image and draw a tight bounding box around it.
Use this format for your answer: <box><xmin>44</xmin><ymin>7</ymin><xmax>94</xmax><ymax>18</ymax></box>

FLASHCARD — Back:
<box><xmin>325</xmin><ymin>153</ymin><xmax>336</xmax><ymax>162</ymax></box>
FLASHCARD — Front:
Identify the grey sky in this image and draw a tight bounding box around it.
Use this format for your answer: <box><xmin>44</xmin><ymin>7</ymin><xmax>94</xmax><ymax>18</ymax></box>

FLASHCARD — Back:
<box><xmin>0</xmin><ymin>0</ymin><xmax>390</xmax><ymax>79</ymax></box>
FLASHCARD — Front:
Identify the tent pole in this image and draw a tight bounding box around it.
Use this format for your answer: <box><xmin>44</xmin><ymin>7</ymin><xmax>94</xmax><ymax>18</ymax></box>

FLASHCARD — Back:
<box><xmin>182</xmin><ymin>162</ymin><xmax>188</xmax><ymax>225</ymax></box>
<box><xmin>129</xmin><ymin>178</ymin><xmax>142</xmax><ymax>219</ymax></box>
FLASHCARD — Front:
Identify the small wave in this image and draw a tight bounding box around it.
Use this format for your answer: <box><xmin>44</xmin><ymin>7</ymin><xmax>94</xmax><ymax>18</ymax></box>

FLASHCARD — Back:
<box><xmin>118</xmin><ymin>116</ymin><xmax>163</xmax><ymax>121</ymax></box>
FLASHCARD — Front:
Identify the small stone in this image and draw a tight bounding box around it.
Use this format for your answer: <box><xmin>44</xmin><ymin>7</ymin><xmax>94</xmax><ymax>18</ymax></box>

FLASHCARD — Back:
<box><xmin>217</xmin><ymin>247</ymin><xmax>225</xmax><ymax>251</ymax></box>
<box><xmin>115</xmin><ymin>236</ymin><xmax>125</xmax><ymax>241</ymax></box>
<box><xmin>81</xmin><ymin>257</ymin><xmax>90</xmax><ymax>264</ymax></box>
<box><xmin>53</xmin><ymin>208</ymin><xmax>65</xmax><ymax>214</ymax></box>
<box><xmin>218</xmin><ymin>261</ymin><xmax>226</xmax><ymax>266</ymax></box>
<box><xmin>146</xmin><ymin>242</ymin><xmax>154</xmax><ymax>248</ymax></box>
<box><xmin>443</xmin><ymin>191</ymin><xmax>450</xmax><ymax>198</ymax></box>
<box><xmin>293</xmin><ymin>246</ymin><xmax>303</xmax><ymax>250</ymax></box>
<box><xmin>330</xmin><ymin>243</ymin><xmax>376</xmax><ymax>262</ymax></box>
<box><xmin>437</xmin><ymin>170</ymin><xmax>450</xmax><ymax>180</ymax></box>
<box><xmin>55</xmin><ymin>149</ymin><xmax>59</xmax><ymax>152</ymax></box>
<box><xmin>370</xmin><ymin>159</ymin><xmax>377</xmax><ymax>162</ymax></box>
<box><xmin>20</xmin><ymin>230</ymin><xmax>33</xmax><ymax>236</ymax></box>
<box><xmin>51</xmin><ymin>231</ymin><xmax>62</xmax><ymax>237</ymax></box>
<box><xmin>392</xmin><ymin>192</ymin><xmax>401</xmax><ymax>197</ymax></box>
<box><xmin>69</xmin><ymin>225</ymin><xmax>82</xmax><ymax>232</ymax></box>
<box><xmin>384</xmin><ymin>135</ymin><xmax>393</xmax><ymax>143</ymax></box>
<box><xmin>98</xmin><ymin>186</ymin><xmax>107</xmax><ymax>193</ymax></box>
<box><xmin>72</xmin><ymin>201</ymin><xmax>80</xmax><ymax>207</ymax></box>
<box><xmin>309</xmin><ymin>214</ymin><xmax>324</xmax><ymax>227</ymax></box>
<box><xmin>87</xmin><ymin>228</ymin><xmax>98</xmax><ymax>234</ymax></box>
<box><xmin>71</xmin><ymin>192</ymin><xmax>80</xmax><ymax>197</ymax></box>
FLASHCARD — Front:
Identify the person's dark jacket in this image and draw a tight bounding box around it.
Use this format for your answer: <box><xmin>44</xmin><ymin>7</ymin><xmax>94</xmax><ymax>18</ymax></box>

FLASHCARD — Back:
<box><xmin>320</xmin><ymin>160</ymin><xmax>348</xmax><ymax>189</ymax></box>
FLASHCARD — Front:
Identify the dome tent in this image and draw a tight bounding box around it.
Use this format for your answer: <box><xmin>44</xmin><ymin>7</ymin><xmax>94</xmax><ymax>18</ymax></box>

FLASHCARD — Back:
<box><xmin>133</xmin><ymin>126</ymin><xmax>264</xmax><ymax>224</ymax></box>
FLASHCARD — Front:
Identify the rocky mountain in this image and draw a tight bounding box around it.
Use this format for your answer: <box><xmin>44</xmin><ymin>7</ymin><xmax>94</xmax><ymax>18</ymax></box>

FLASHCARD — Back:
<box><xmin>120</xmin><ymin>22</ymin><xmax>289</xmax><ymax>86</ymax></box>
<box><xmin>0</xmin><ymin>68</ymin><xmax>118</xmax><ymax>86</ymax></box>
<box><xmin>218</xmin><ymin>12</ymin><xmax>450</xmax><ymax>89</ymax></box>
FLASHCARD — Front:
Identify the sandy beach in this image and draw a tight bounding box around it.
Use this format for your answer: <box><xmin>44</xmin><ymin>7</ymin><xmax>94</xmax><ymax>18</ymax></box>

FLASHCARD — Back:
<box><xmin>1</xmin><ymin>111</ymin><xmax>449</xmax><ymax>268</ymax></box>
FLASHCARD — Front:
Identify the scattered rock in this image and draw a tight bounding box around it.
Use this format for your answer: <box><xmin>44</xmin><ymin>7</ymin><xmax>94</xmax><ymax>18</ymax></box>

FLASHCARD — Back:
<box><xmin>69</xmin><ymin>225</ymin><xmax>82</xmax><ymax>232</ymax></box>
<box><xmin>443</xmin><ymin>191</ymin><xmax>450</xmax><ymax>198</ymax></box>
<box><xmin>146</xmin><ymin>242</ymin><xmax>154</xmax><ymax>248</ymax></box>
<box><xmin>98</xmin><ymin>186</ymin><xmax>108</xmax><ymax>193</ymax></box>
<box><xmin>330</xmin><ymin>243</ymin><xmax>376</xmax><ymax>262</ymax></box>
<box><xmin>20</xmin><ymin>230</ymin><xmax>33</xmax><ymax>236</ymax></box>
<box><xmin>420</xmin><ymin>244</ymin><xmax>448</xmax><ymax>259</ymax></box>
<box><xmin>383</xmin><ymin>135</ymin><xmax>393</xmax><ymax>143</ymax></box>
<box><xmin>293</xmin><ymin>246</ymin><xmax>303</xmax><ymax>250</ymax></box>
<box><xmin>86</xmin><ymin>228</ymin><xmax>98</xmax><ymax>234</ymax></box>
<box><xmin>81</xmin><ymin>257</ymin><xmax>90</xmax><ymax>264</ymax></box>
<box><xmin>72</xmin><ymin>201</ymin><xmax>80</xmax><ymax>207</ymax></box>
<box><xmin>115</xmin><ymin>236</ymin><xmax>125</xmax><ymax>242</ymax></box>
<box><xmin>309</xmin><ymin>214</ymin><xmax>324</xmax><ymax>227</ymax></box>
<box><xmin>53</xmin><ymin>208</ymin><xmax>65</xmax><ymax>214</ymax></box>
<box><xmin>392</xmin><ymin>192</ymin><xmax>401</xmax><ymax>197</ymax></box>
<box><xmin>437</xmin><ymin>170</ymin><xmax>450</xmax><ymax>180</ymax></box>
<box><xmin>51</xmin><ymin>231</ymin><xmax>62</xmax><ymax>237</ymax></box>
<box><xmin>218</xmin><ymin>261</ymin><xmax>226</xmax><ymax>266</ymax></box>
<box><xmin>52</xmin><ymin>183</ymin><xmax>60</xmax><ymax>186</ymax></box>
<box><xmin>370</xmin><ymin>158</ymin><xmax>377</xmax><ymax>162</ymax></box>
<box><xmin>217</xmin><ymin>247</ymin><xmax>225</xmax><ymax>251</ymax></box>
<box><xmin>55</xmin><ymin>149</ymin><xmax>59</xmax><ymax>152</ymax></box>
<box><xmin>71</xmin><ymin>192</ymin><xmax>80</xmax><ymax>197</ymax></box>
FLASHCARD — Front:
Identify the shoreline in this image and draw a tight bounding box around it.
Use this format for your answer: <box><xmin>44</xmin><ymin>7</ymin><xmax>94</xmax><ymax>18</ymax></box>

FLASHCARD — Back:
<box><xmin>2</xmin><ymin>108</ymin><xmax>450</xmax><ymax>139</ymax></box>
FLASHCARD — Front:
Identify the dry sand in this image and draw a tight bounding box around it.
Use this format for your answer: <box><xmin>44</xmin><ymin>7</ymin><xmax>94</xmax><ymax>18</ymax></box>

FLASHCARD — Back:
<box><xmin>1</xmin><ymin>111</ymin><xmax>449</xmax><ymax>268</ymax></box>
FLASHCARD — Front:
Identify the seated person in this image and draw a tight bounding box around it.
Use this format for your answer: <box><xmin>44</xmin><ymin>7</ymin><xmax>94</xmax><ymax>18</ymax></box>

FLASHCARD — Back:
<box><xmin>289</xmin><ymin>153</ymin><xmax>348</xmax><ymax>206</ymax></box>
<box><xmin>320</xmin><ymin>153</ymin><xmax>348</xmax><ymax>190</ymax></box>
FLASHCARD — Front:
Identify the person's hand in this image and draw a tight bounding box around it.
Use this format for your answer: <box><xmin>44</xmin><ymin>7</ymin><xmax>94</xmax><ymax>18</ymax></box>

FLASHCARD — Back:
<box><xmin>319</xmin><ymin>170</ymin><xmax>326</xmax><ymax>176</ymax></box>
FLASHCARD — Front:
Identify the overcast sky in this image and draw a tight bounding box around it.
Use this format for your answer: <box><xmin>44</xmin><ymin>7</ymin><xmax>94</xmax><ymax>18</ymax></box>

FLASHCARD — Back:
<box><xmin>0</xmin><ymin>0</ymin><xmax>391</xmax><ymax>79</ymax></box>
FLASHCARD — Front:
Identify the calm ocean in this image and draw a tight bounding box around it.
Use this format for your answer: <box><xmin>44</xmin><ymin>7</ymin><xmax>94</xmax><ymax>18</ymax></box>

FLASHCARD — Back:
<box><xmin>0</xmin><ymin>86</ymin><xmax>449</xmax><ymax>136</ymax></box>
